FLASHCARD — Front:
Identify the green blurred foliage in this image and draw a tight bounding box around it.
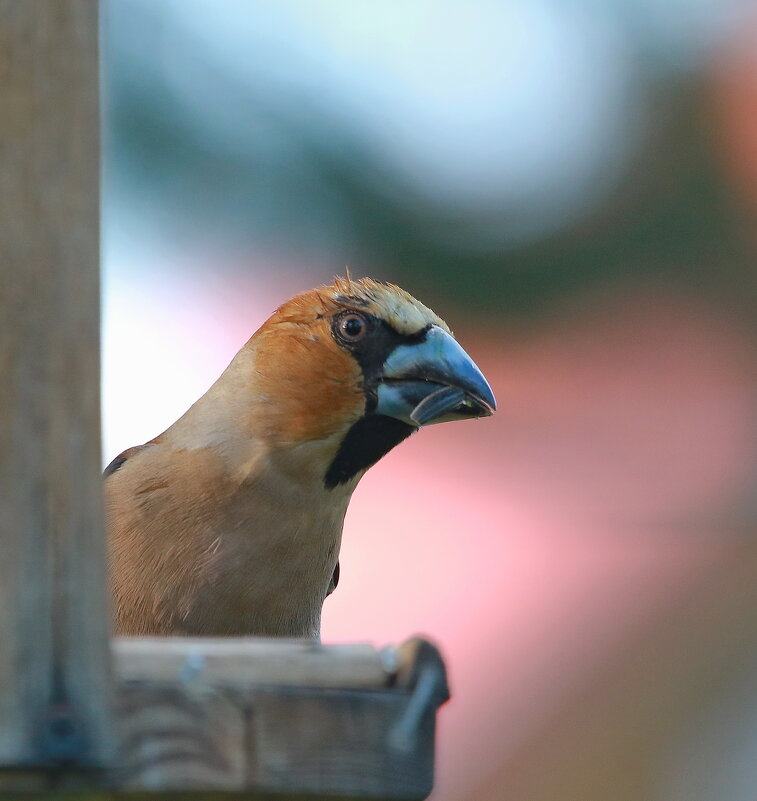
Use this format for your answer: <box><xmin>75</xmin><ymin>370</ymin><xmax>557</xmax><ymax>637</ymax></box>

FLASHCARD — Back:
<box><xmin>107</xmin><ymin>44</ymin><xmax>755</xmax><ymax>327</ymax></box>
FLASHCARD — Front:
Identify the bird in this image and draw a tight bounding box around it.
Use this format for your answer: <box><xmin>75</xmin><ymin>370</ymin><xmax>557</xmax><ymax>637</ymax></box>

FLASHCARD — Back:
<box><xmin>106</xmin><ymin>276</ymin><xmax>496</xmax><ymax>638</ymax></box>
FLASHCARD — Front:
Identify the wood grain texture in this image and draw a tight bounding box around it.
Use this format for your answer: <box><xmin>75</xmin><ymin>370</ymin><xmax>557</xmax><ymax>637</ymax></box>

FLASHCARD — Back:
<box><xmin>0</xmin><ymin>638</ymin><xmax>447</xmax><ymax>797</ymax></box>
<box><xmin>116</xmin><ymin>684</ymin><xmax>246</xmax><ymax>791</ymax></box>
<box><xmin>108</xmin><ymin>637</ymin><xmax>447</xmax><ymax>799</ymax></box>
<box><xmin>0</xmin><ymin>0</ymin><xmax>113</xmax><ymax>769</ymax></box>
<box><xmin>113</xmin><ymin>638</ymin><xmax>393</xmax><ymax>689</ymax></box>
<box><xmin>245</xmin><ymin>687</ymin><xmax>435</xmax><ymax>798</ymax></box>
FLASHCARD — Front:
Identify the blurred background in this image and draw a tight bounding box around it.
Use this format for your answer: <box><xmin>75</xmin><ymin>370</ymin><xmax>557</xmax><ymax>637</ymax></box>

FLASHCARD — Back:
<box><xmin>102</xmin><ymin>2</ymin><xmax>757</xmax><ymax>799</ymax></box>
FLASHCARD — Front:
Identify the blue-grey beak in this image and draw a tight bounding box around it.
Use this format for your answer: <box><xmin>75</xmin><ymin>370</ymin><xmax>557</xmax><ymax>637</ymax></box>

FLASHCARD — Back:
<box><xmin>375</xmin><ymin>325</ymin><xmax>496</xmax><ymax>426</ymax></box>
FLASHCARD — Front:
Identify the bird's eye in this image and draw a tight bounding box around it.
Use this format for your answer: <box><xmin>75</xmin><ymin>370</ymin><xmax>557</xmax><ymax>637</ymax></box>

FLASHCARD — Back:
<box><xmin>337</xmin><ymin>312</ymin><xmax>367</xmax><ymax>342</ymax></box>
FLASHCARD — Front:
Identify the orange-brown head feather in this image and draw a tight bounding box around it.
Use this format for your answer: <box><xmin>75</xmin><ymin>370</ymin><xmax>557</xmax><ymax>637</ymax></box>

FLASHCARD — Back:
<box><xmin>238</xmin><ymin>277</ymin><xmax>450</xmax><ymax>447</ymax></box>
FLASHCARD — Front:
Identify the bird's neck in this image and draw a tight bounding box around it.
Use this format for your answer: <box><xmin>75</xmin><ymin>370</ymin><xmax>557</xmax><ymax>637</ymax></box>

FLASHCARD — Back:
<box><xmin>165</xmin><ymin>345</ymin><xmax>361</xmax><ymax>490</ymax></box>
<box><xmin>155</xmin><ymin>397</ymin><xmax>359</xmax><ymax>638</ymax></box>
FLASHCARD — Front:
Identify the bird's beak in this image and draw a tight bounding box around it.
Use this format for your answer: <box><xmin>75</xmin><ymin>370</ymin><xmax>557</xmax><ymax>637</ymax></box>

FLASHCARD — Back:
<box><xmin>375</xmin><ymin>325</ymin><xmax>497</xmax><ymax>426</ymax></box>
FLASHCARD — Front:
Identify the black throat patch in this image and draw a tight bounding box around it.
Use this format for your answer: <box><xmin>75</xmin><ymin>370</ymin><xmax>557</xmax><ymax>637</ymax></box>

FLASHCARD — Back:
<box><xmin>324</xmin><ymin>415</ymin><xmax>416</xmax><ymax>488</ymax></box>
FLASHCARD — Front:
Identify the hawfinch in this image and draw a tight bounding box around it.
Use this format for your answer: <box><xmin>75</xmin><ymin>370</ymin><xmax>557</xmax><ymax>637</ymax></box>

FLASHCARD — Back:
<box><xmin>106</xmin><ymin>277</ymin><xmax>495</xmax><ymax>637</ymax></box>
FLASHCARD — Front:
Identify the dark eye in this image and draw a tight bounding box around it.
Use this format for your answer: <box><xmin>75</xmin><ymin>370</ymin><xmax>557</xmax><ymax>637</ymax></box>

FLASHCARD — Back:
<box><xmin>337</xmin><ymin>312</ymin><xmax>367</xmax><ymax>342</ymax></box>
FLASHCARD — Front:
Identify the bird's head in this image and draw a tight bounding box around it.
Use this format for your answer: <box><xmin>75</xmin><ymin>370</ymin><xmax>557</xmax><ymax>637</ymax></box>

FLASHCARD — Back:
<box><xmin>239</xmin><ymin>276</ymin><xmax>496</xmax><ymax>488</ymax></box>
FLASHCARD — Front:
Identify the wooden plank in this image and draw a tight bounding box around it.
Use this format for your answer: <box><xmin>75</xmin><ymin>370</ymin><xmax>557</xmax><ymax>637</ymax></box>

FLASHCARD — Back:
<box><xmin>245</xmin><ymin>687</ymin><xmax>436</xmax><ymax>798</ymax></box>
<box><xmin>111</xmin><ymin>637</ymin><xmax>448</xmax><ymax>799</ymax></box>
<box><xmin>0</xmin><ymin>0</ymin><xmax>113</xmax><ymax>770</ymax></box>
<box><xmin>113</xmin><ymin>638</ymin><xmax>394</xmax><ymax>689</ymax></box>
<box><xmin>116</xmin><ymin>683</ymin><xmax>247</xmax><ymax>791</ymax></box>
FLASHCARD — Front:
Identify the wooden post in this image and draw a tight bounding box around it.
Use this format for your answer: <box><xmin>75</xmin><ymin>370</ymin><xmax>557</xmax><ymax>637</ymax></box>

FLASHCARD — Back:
<box><xmin>0</xmin><ymin>0</ymin><xmax>114</xmax><ymax>772</ymax></box>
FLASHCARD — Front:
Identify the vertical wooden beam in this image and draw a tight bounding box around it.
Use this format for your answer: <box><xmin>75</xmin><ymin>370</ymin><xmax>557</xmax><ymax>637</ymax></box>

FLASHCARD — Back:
<box><xmin>0</xmin><ymin>0</ymin><xmax>113</xmax><ymax>770</ymax></box>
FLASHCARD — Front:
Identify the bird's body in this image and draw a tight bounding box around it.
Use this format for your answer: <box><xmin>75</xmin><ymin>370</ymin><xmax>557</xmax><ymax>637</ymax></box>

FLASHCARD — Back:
<box><xmin>107</xmin><ymin>277</ymin><xmax>495</xmax><ymax>638</ymax></box>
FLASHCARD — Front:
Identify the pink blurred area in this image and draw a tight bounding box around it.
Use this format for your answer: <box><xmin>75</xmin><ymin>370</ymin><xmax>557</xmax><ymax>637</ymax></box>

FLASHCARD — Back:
<box><xmin>103</xmin><ymin>257</ymin><xmax>755</xmax><ymax>801</ymax></box>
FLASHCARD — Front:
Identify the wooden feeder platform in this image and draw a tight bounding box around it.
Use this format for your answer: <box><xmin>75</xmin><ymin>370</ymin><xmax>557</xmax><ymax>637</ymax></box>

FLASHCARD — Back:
<box><xmin>111</xmin><ymin>637</ymin><xmax>447</xmax><ymax>798</ymax></box>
